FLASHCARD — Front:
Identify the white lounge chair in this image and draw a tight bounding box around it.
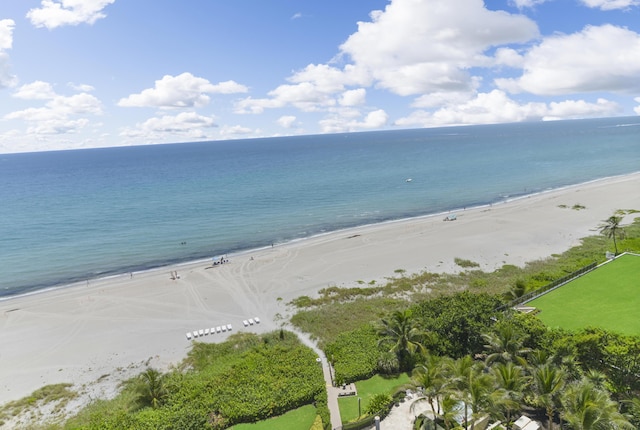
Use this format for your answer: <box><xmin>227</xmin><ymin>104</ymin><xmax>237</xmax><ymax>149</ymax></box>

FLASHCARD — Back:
<box><xmin>199</xmin><ymin>329</ymin><xmax>204</xmax><ymax>336</ymax></box>
<box><xmin>243</xmin><ymin>320</ymin><xmax>249</xmax><ymax>327</ymax></box>
<box><xmin>227</xmin><ymin>324</ymin><xmax>232</xmax><ymax>331</ymax></box>
<box><xmin>204</xmin><ymin>328</ymin><xmax>210</xmax><ymax>335</ymax></box>
<box><xmin>193</xmin><ymin>331</ymin><xmax>199</xmax><ymax>338</ymax></box>
<box><xmin>216</xmin><ymin>326</ymin><xmax>221</xmax><ymax>333</ymax></box>
<box><xmin>221</xmin><ymin>325</ymin><xmax>227</xmax><ymax>332</ymax></box>
<box><xmin>186</xmin><ymin>332</ymin><xmax>192</xmax><ymax>340</ymax></box>
<box><xmin>211</xmin><ymin>327</ymin><xmax>216</xmax><ymax>334</ymax></box>
<box><xmin>254</xmin><ymin>317</ymin><xmax>260</xmax><ymax>324</ymax></box>
<box><xmin>248</xmin><ymin>318</ymin><xmax>255</xmax><ymax>325</ymax></box>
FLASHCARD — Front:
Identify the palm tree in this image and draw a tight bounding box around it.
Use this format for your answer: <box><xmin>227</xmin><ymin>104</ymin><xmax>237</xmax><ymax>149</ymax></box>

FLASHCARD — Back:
<box><xmin>599</xmin><ymin>215</ymin><xmax>626</xmax><ymax>255</ymax></box>
<box><xmin>531</xmin><ymin>363</ymin><xmax>566</xmax><ymax>430</ymax></box>
<box><xmin>439</xmin><ymin>393</ymin><xmax>462</xmax><ymax>430</ymax></box>
<box><xmin>378</xmin><ymin>309</ymin><xmax>429</xmax><ymax>370</ymax></box>
<box><xmin>561</xmin><ymin>378</ymin><xmax>634</xmax><ymax>430</ymax></box>
<box><xmin>482</xmin><ymin>323</ymin><xmax>531</xmax><ymax>366</ymax></box>
<box><xmin>447</xmin><ymin>356</ymin><xmax>492</xmax><ymax>430</ymax></box>
<box><xmin>490</xmin><ymin>361</ymin><xmax>529</xmax><ymax>426</ymax></box>
<box><xmin>137</xmin><ymin>367</ymin><xmax>168</xmax><ymax>409</ymax></box>
<box><xmin>409</xmin><ymin>354</ymin><xmax>449</xmax><ymax>419</ymax></box>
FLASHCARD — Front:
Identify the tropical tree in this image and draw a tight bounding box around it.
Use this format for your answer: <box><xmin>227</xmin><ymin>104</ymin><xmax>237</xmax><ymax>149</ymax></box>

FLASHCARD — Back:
<box><xmin>137</xmin><ymin>368</ymin><xmax>168</xmax><ymax>409</ymax></box>
<box><xmin>378</xmin><ymin>309</ymin><xmax>429</xmax><ymax>370</ymax></box>
<box><xmin>447</xmin><ymin>356</ymin><xmax>492</xmax><ymax>430</ymax></box>
<box><xmin>561</xmin><ymin>378</ymin><xmax>634</xmax><ymax>430</ymax></box>
<box><xmin>482</xmin><ymin>323</ymin><xmax>532</xmax><ymax>365</ymax></box>
<box><xmin>531</xmin><ymin>363</ymin><xmax>566</xmax><ymax>430</ymax></box>
<box><xmin>490</xmin><ymin>361</ymin><xmax>529</xmax><ymax>426</ymax></box>
<box><xmin>409</xmin><ymin>354</ymin><xmax>449</xmax><ymax>419</ymax></box>
<box><xmin>599</xmin><ymin>215</ymin><xmax>626</xmax><ymax>255</ymax></box>
<box><xmin>439</xmin><ymin>393</ymin><xmax>463</xmax><ymax>430</ymax></box>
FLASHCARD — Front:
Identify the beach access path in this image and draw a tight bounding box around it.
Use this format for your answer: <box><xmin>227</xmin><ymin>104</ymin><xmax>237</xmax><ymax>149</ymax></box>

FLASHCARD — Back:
<box><xmin>1</xmin><ymin>172</ymin><xmax>640</xmax><ymax>425</ymax></box>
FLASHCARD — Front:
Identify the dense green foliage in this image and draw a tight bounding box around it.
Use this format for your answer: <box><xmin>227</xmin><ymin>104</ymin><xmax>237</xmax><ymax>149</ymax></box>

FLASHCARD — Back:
<box><xmin>413</xmin><ymin>292</ymin><xmax>503</xmax><ymax>358</ymax></box>
<box><xmin>63</xmin><ymin>331</ymin><xmax>326</xmax><ymax>429</ymax></box>
<box><xmin>324</xmin><ymin>324</ymin><xmax>381</xmax><ymax>384</ymax></box>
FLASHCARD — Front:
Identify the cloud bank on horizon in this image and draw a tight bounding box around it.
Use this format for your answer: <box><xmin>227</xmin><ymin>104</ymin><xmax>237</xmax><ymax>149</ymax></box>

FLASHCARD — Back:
<box><xmin>0</xmin><ymin>0</ymin><xmax>639</xmax><ymax>152</ymax></box>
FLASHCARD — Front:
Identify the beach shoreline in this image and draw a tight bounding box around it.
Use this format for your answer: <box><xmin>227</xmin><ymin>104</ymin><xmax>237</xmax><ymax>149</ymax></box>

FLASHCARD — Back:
<box><xmin>1</xmin><ymin>171</ymin><xmax>640</xmax><ymax>422</ymax></box>
<box><xmin>2</xmin><ymin>170</ymin><xmax>638</xmax><ymax>304</ymax></box>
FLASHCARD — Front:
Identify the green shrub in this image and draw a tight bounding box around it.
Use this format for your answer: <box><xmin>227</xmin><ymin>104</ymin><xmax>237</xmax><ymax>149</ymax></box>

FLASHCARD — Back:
<box><xmin>324</xmin><ymin>324</ymin><xmax>381</xmax><ymax>384</ymax></box>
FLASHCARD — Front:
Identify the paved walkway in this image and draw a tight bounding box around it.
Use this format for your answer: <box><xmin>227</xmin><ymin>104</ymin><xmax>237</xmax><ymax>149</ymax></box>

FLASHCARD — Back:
<box><xmin>291</xmin><ymin>329</ymin><xmax>343</xmax><ymax>429</ymax></box>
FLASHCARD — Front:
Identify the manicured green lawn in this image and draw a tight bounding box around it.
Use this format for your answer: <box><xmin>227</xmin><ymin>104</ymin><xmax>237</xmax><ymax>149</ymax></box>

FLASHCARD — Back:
<box><xmin>339</xmin><ymin>373</ymin><xmax>410</xmax><ymax>423</ymax></box>
<box><xmin>230</xmin><ymin>404</ymin><xmax>317</xmax><ymax>430</ymax></box>
<box><xmin>528</xmin><ymin>254</ymin><xmax>640</xmax><ymax>335</ymax></box>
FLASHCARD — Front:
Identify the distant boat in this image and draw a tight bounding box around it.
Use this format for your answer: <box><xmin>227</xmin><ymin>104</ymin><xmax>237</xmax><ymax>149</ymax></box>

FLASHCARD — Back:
<box><xmin>406</xmin><ymin>178</ymin><xmax>413</xmax><ymax>182</ymax></box>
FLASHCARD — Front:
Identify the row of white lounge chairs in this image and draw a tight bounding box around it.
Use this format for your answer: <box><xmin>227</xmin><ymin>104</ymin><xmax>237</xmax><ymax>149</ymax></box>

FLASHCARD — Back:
<box><xmin>185</xmin><ymin>317</ymin><xmax>260</xmax><ymax>340</ymax></box>
<box><xmin>243</xmin><ymin>317</ymin><xmax>260</xmax><ymax>327</ymax></box>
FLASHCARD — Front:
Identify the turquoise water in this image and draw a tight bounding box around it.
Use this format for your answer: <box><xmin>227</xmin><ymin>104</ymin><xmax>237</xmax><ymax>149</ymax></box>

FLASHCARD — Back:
<box><xmin>1</xmin><ymin>117</ymin><xmax>639</xmax><ymax>297</ymax></box>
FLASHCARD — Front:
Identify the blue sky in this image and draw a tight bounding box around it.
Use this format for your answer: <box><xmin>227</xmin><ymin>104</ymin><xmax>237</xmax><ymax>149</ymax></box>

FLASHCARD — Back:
<box><xmin>0</xmin><ymin>0</ymin><xmax>639</xmax><ymax>153</ymax></box>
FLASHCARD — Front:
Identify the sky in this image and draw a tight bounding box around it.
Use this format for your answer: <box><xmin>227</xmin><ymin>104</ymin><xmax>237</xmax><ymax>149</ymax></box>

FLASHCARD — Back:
<box><xmin>0</xmin><ymin>0</ymin><xmax>639</xmax><ymax>153</ymax></box>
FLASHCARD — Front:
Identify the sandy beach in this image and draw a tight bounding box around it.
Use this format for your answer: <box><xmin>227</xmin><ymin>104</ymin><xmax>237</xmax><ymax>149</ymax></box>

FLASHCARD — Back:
<box><xmin>1</xmin><ymin>172</ymin><xmax>639</xmax><ymax>420</ymax></box>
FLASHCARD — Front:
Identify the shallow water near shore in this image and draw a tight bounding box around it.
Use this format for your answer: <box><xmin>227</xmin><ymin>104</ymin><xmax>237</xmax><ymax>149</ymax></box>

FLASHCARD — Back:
<box><xmin>1</xmin><ymin>116</ymin><xmax>639</xmax><ymax>297</ymax></box>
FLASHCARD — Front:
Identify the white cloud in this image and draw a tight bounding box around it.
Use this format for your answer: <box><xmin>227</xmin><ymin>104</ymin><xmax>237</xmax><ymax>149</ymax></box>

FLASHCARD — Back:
<box><xmin>497</xmin><ymin>25</ymin><xmax>640</xmax><ymax>96</ymax></box>
<box><xmin>13</xmin><ymin>81</ymin><xmax>57</xmax><ymax>100</ymax></box>
<box><xmin>5</xmin><ymin>88</ymin><xmax>103</xmax><ymax>138</ymax></box>
<box><xmin>0</xmin><ymin>19</ymin><xmax>16</xmax><ymax>89</ymax></box>
<box><xmin>635</xmin><ymin>97</ymin><xmax>640</xmax><ymax>115</ymax></box>
<box><xmin>580</xmin><ymin>0</ymin><xmax>640</xmax><ymax>10</ymax></box>
<box><xmin>544</xmin><ymin>98</ymin><xmax>620</xmax><ymax>120</ymax></box>
<box><xmin>0</xmin><ymin>19</ymin><xmax>14</xmax><ymax>50</ymax></box>
<box><xmin>395</xmin><ymin>90</ymin><xmax>619</xmax><ymax>127</ymax></box>
<box><xmin>277</xmin><ymin>115</ymin><xmax>297</xmax><ymax>128</ymax></box>
<box><xmin>509</xmin><ymin>0</ymin><xmax>549</xmax><ymax>8</ymax></box>
<box><xmin>494</xmin><ymin>47</ymin><xmax>525</xmax><ymax>68</ymax></box>
<box><xmin>339</xmin><ymin>0</ymin><xmax>538</xmax><ymax>95</ymax></box>
<box><xmin>319</xmin><ymin>109</ymin><xmax>388</xmax><ymax>133</ymax></box>
<box><xmin>220</xmin><ymin>125</ymin><xmax>254</xmax><ymax>136</ymax></box>
<box><xmin>120</xmin><ymin>112</ymin><xmax>217</xmax><ymax>140</ymax></box>
<box><xmin>210</xmin><ymin>80</ymin><xmax>249</xmax><ymax>94</ymax></box>
<box><xmin>27</xmin><ymin>0</ymin><xmax>116</xmax><ymax>29</ymax></box>
<box><xmin>68</xmin><ymin>82</ymin><xmax>95</xmax><ymax>92</ymax></box>
<box><xmin>6</xmin><ymin>93</ymin><xmax>102</xmax><ymax>121</ymax></box>
<box><xmin>339</xmin><ymin>89</ymin><xmax>366</xmax><ymax>106</ymax></box>
<box><xmin>411</xmin><ymin>91</ymin><xmax>474</xmax><ymax>108</ymax></box>
<box><xmin>118</xmin><ymin>73</ymin><xmax>247</xmax><ymax>109</ymax></box>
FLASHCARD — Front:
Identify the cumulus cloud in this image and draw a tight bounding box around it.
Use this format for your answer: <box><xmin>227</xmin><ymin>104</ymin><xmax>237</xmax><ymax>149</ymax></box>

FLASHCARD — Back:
<box><xmin>544</xmin><ymin>98</ymin><xmax>620</xmax><ymax>120</ymax></box>
<box><xmin>339</xmin><ymin>89</ymin><xmax>366</xmax><ymax>106</ymax></box>
<box><xmin>5</xmin><ymin>86</ymin><xmax>103</xmax><ymax>136</ymax></box>
<box><xmin>220</xmin><ymin>125</ymin><xmax>254</xmax><ymax>136</ymax></box>
<box><xmin>237</xmin><ymin>0</ymin><xmax>540</xmax><ymax>123</ymax></box>
<box><xmin>339</xmin><ymin>0</ymin><xmax>538</xmax><ymax>96</ymax></box>
<box><xmin>277</xmin><ymin>115</ymin><xmax>297</xmax><ymax>128</ymax></box>
<box><xmin>120</xmin><ymin>112</ymin><xmax>217</xmax><ymax>140</ymax></box>
<box><xmin>580</xmin><ymin>0</ymin><xmax>640</xmax><ymax>10</ymax></box>
<box><xmin>0</xmin><ymin>19</ymin><xmax>16</xmax><ymax>89</ymax></box>
<box><xmin>68</xmin><ymin>82</ymin><xmax>95</xmax><ymax>92</ymax></box>
<box><xmin>0</xmin><ymin>19</ymin><xmax>14</xmax><ymax>50</ymax></box>
<box><xmin>118</xmin><ymin>72</ymin><xmax>248</xmax><ymax>109</ymax></box>
<box><xmin>27</xmin><ymin>0</ymin><xmax>116</xmax><ymax>29</ymax></box>
<box><xmin>319</xmin><ymin>109</ymin><xmax>388</xmax><ymax>133</ymax></box>
<box><xmin>13</xmin><ymin>81</ymin><xmax>57</xmax><ymax>100</ymax></box>
<box><xmin>395</xmin><ymin>90</ymin><xmax>620</xmax><ymax>127</ymax></box>
<box><xmin>496</xmin><ymin>24</ymin><xmax>640</xmax><ymax>95</ymax></box>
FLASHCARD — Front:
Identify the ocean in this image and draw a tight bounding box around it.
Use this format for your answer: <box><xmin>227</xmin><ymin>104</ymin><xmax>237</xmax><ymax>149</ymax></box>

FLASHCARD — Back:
<box><xmin>1</xmin><ymin>116</ymin><xmax>639</xmax><ymax>298</ymax></box>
